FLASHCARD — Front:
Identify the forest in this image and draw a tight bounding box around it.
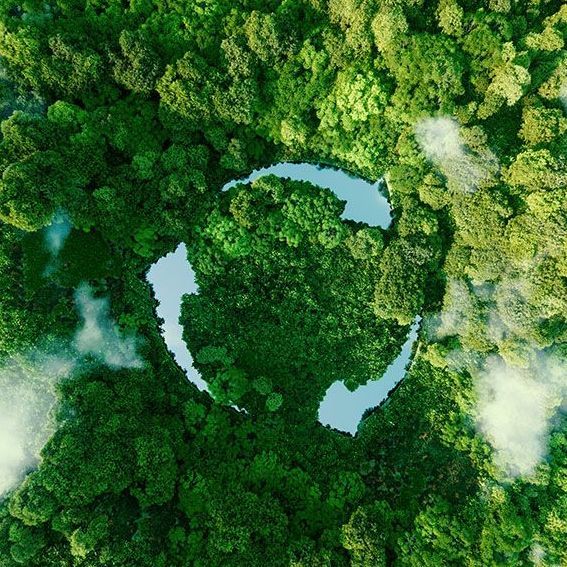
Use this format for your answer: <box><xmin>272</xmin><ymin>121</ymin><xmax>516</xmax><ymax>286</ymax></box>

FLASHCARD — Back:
<box><xmin>0</xmin><ymin>0</ymin><xmax>566</xmax><ymax>564</ymax></box>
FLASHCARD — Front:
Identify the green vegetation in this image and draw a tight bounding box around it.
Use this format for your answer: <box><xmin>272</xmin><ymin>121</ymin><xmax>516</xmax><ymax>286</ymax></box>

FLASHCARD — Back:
<box><xmin>0</xmin><ymin>0</ymin><xmax>565</xmax><ymax>565</ymax></box>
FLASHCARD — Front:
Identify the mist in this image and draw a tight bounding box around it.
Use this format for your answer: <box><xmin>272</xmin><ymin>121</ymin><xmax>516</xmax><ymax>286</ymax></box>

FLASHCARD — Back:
<box><xmin>44</xmin><ymin>210</ymin><xmax>72</xmax><ymax>256</ymax></box>
<box><xmin>1</xmin><ymin>284</ymin><xmax>144</xmax><ymax>498</ymax></box>
<box><xmin>74</xmin><ymin>283</ymin><xmax>143</xmax><ymax>369</ymax></box>
<box><xmin>43</xmin><ymin>210</ymin><xmax>72</xmax><ymax>277</ymax></box>
<box><xmin>475</xmin><ymin>354</ymin><xmax>566</xmax><ymax>477</ymax></box>
<box><xmin>529</xmin><ymin>543</ymin><xmax>547</xmax><ymax>566</ymax></box>
<box><xmin>434</xmin><ymin>279</ymin><xmax>476</xmax><ymax>338</ymax></box>
<box><xmin>435</xmin><ymin>276</ymin><xmax>567</xmax><ymax>478</ymax></box>
<box><xmin>0</xmin><ymin>351</ymin><xmax>75</xmax><ymax>498</ymax></box>
<box><xmin>560</xmin><ymin>82</ymin><xmax>567</xmax><ymax>111</ymax></box>
<box><xmin>415</xmin><ymin>116</ymin><xmax>497</xmax><ymax>192</ymax></box>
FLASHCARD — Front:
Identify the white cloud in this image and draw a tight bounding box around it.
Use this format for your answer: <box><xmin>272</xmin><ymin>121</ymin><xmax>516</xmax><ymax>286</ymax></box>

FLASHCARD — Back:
<box><xmin>560</xmin><ymin>82</ymin><xmax>567</xmax><ymax>111</ymax></box>
<box><xmin>435</xmin><ymin>271</ymin><xmax>566</xmax><ymax>478</ymax></box>
<box><xmin>529</xmin><ymin>543</ymin><xmax>547</xmax><ymax>566</ymax></box>
<box><xmin>44</xmin><ymin>210</ymin><xmax>72</xmax><ymax>256</ymax></box>
<box><xmin>475</xmin><ymin>354</ymin><xmax>566</xmax><ymax>477</ymax></box>
<box><xmin>74</xmin><ymin>283</ymin><xmax>143</xmax><ymax>369</ymax></box>
<box><xmin>436</xmin><ymin>279</ymin><xmax>476</xmax><ymax>338</ymax></box>
<box><xmin>0</xmin><ymin>351</ymin><xmax>75</xmax><ymax>497</ymax></box>
<box><xmin>415</xmin><ymin>117</ymin><xmax>497</xmax><ymax>192</ymax></box>
<box><xmin>1</xmin><ymin>284</ymin><xmax>145</xmax><ymax>498</ymax></box>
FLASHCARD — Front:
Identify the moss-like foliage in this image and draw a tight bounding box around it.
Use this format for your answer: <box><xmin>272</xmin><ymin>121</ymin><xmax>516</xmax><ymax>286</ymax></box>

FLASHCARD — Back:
<box><xmin>0</xmin><ymin>0</ymin><xmax>565</xmax><ymax>565</ymax></box>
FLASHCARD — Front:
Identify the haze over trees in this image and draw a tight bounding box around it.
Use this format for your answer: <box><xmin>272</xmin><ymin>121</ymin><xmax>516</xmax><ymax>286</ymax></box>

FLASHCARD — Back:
<box><xmin>0</xmin><ymin>0</ymin><xmax>565</xmax><ymax>565</ymax></box>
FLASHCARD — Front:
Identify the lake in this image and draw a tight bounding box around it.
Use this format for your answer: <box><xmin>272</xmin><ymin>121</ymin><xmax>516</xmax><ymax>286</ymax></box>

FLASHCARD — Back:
<box><xmin>147</xmin><ymin>163</ymin><xmax>418</xmax><ymax>433</ymax></box>
<box><xmin>223</xmin><ymin>162</ymin><xmax>391</xmax><ymax>228</ymax></box>
<box><xmin>318</xmin><ymin>318</ymin><xmax>420</xmax><ymax>434</ymax></box>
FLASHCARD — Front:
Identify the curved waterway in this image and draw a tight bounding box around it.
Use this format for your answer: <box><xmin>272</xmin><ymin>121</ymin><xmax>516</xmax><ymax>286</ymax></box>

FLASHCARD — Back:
<box><xmin>318</xmin><ymin>318</ymin><xmax>420</xmax><ymax>434</ymax></box>
<box><xmin>147</xmin><ymin>163</ymin><xmax>419</xmax><ymax>433</ymax></box>
<box><xmin>224</xmin><ymin>162</ymin><xmax>391</xmax><ymax>228</ymax></box>
<box><xmin>147</xmin><ymin>243</ymin><xmax>208</xmax><ymax>392</ymax></box>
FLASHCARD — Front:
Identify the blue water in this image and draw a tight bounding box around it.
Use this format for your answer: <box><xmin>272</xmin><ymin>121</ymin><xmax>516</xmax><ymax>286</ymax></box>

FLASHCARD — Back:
<box><xmin>318</xmin><ymin>318</ymin><xmax>420</xmax><ymax>434</ymax></box>
<box><xmin>223</xmin><ymin>162</ymin><xmax>391</xmax><ymax>229</ymax></box>
<box><xmin>147</xmin><ymin>163</ymin><xmax>418</xmax><ymax>432</ymax></box>
<box><xmin>147</xmin><ymin>243</ymin><xmax>208</xmax><ymax>392</ymax></box>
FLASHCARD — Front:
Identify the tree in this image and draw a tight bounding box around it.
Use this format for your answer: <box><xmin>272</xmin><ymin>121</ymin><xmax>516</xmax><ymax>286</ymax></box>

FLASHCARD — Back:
<box><xmin>373</xmin><ymin>236</ymin><xmax>441</xmax><ymax>325</ymax></box>
<box><xmin>342</xmin><ymin>502</ymin><xmax>394</xmax><ymax>566</ymax></box>
<box><xmin>0</xmin><ymin>0</ymin><xmax>566</xmax><ymax>564</ymax></box>
<box><xmin>112</xmin><ymin>30</ymin><xmax>163</xmax><ymax>95</ymax></box>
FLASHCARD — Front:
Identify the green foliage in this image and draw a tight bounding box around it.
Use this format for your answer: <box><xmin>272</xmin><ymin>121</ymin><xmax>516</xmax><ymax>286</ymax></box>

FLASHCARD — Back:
<box><xmin>374</xmin><ymin>236</ymin><xmax>442</xmax><ymax>326</ymax></box>
<box><xmin>21</xmin><ymin>228</ymin><xmax>117</xmax><ymax>296</ymax></box>
<box><xmin>183</xmin><ymin>176</ymin><xmax>408</xmax><ymax>419</ymax></box>
<box><xmin>0</xmin><ymin>0</ymin><xmax>565</xmax><ymax>564</ymax></box>
<box><xmin>342</xmin><ymin>502</ymin><xmax>393</xmax><ymax>566</ymax></box>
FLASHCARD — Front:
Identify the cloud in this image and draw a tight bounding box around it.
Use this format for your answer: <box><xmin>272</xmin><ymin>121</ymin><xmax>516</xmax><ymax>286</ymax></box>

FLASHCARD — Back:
<box><xmin>560</xmin><ymin>82</ymin><xmax>567</xmax><ymax>112</ymax></box>
<box><xmin>475</xmin><ymin>354</ymin><xmax>566</xmax><ymax>478</ymax></box>
<box><xmin>434</xmin><ymin>270</ymin><xmax>567</xmax><ymax>478</ymax></box>
<box><xmin>0</xmin><ymin>351</ymin><xmax>75</xmax><ymax>498</ymax></box>
<box><xmin>415</xmin><ymin>117</ymin><xmax>497</xmax><ymax>192</ymax></box>
<box><xmin>0</xmin><ymin>284</ymin><xmax>144</xmax><ymax>498</ymax></box>
<box><xmin>435</xmin><ymin>279</ymin><xmax>476</xmax><ymax>338</ymax></box>
<box><xmin>43</xmin><ymin>210</ymin><xmax>72</xmax><ymax>277</ymax></box>
<box><xmin>529</xmin><ymin>543</ymin><xmax>547</xmax><ymax>566</ymax></box>
<box><xmin>74</xmin><ymin>283</ymin><xmax>143</xmax><ymax>369</ymax></box>
<box><xmin>44</xmin><ymin>210</ymin><xmax>72</xmax><ymax>257</ymax></box>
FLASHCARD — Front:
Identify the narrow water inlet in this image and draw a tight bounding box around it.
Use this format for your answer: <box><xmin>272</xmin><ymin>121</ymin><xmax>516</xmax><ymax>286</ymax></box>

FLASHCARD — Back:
<box><xmin>222</xmin><ymin>162</ymin><xmax>391</xmax><ymax>228</ymax></box>
<box><xmin>318</xmin><ymin>318</ymin><xmax>421</xmax><ymax>434</ymax></box>
<box><xmin>147</xmin><ymin>163</ymin><xmax>418</xmax><ymax>431</ymax></box>
<box><xmin>146</xmin><ymin>243</ymin><xmax>208</xmax><ymax>392</ymax></box>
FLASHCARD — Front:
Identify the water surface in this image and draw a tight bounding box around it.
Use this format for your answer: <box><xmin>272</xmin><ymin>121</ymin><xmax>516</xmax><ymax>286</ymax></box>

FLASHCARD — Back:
<box><xmin>223</xmin><ymin>162</ymin><xmax>391</xmax><ymax>228</ymax></box>
<box><xmin>148</xmin><ymin>163</ymin><xmax>417</xmax><ymax>431</ymax></box>
<box><xmin>147</xmin><ymin>243</ymin><xmax>208</xmax><ymax>391</ymax></box>
<box><xmin>318</xmin><ymin>318</ymin><xmax>420</xmax><ymax>434</ymax></box>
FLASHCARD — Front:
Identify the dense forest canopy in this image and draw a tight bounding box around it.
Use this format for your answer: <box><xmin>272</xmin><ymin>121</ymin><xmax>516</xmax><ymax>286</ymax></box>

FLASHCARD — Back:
<box><xmin>0</xmin><ymin>0</ymin><xmax>565</xmax><ymax>565</ymax></box>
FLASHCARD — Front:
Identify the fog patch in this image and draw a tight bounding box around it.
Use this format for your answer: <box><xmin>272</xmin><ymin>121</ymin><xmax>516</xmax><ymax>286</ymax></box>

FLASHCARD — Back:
<box><xmin>1</xmin><ymin>285</ymin><xmax>144</xmax><ymax>498</ymax></box>
<box><xmin>0</xmin><ymin>350</ymin><xmax>75</xmax><ymax>498</ymax></box>
<box><xmin>476</xmin><ymin>354</ymin><xmax>566</xmax><ymax>478</ymax></box>
<box><xmin>415</xmin><ymin>117</ymin><xmax>497</xmax><ymax>192</ymax></box>
<box><xmin>44</xmin><ymin>210</ymin><xmax>72</xmax><ymax>256</ymax></box>
<box><xmin>433</xmin><ymin>274</ymin><xmax>566</xmax><ymax>478</ymax></box>
<box><xmin>43</xmin><ymin>210</ymin><xmax>72</xmax><ymax>277</ymax></box>
<box><xmin>74</xmin><ymin>283</ymin><xmax>143</xmax><ymax>369</ymax></box>
<box><xmin>529</xmin><ymin>543</ymin><xmax>547</xmax><ymax>566</ymax></box>
<box><xmin>434</xmin><ymin>279</ymin><xmax>477</xmax><ymax>338</ymax></box>
<box><xmin>560</xmin><ymin>82</ymin><xmax>567</xmax><ymax>112</ymax></box>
